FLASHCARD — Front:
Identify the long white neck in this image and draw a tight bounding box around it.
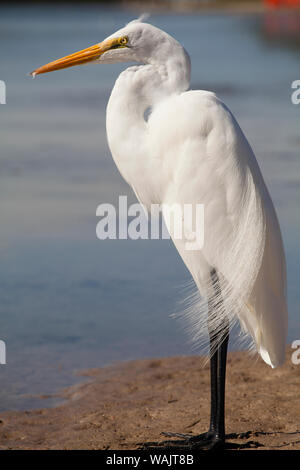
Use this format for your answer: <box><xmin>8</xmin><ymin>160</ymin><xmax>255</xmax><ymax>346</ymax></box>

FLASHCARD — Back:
<box><xmin>106</xmin><ymin>48</ymin><xmax>190</xmax><ymax>190</ymax></box>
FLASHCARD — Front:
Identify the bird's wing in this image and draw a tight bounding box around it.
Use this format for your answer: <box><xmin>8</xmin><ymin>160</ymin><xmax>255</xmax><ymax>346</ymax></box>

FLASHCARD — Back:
<box><xmin>151</xmin><ymin>91</ymin><xmax>287</xmax><ymax>366</ymax></box>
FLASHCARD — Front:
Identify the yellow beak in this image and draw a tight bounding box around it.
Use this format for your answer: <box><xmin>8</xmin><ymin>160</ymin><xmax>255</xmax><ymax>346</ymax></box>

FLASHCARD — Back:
<box><xmin>30</xmin><ymin>37</ymin><xmax>120</xmax><ymax>77</ymax></box>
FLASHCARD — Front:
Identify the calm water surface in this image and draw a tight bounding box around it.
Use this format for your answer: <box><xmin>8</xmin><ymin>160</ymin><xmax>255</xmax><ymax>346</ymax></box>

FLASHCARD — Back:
<box><xmin>0</xmin><ymin>5</ymin><xmax>299</xmax><ymax>410</ymax></box>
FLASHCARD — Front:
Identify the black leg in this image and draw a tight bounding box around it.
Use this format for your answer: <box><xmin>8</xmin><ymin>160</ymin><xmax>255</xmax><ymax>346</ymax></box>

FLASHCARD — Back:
<box><xmin>209</xmin><ymin>268</ymin><xmax>229</xmax><ymax>442</ymax></box>
<box><xmin>207</xmin><ymin>331</ymin><xmax>218</xmax><ymax>436</ymax></box>
<box><xmin>140</xmin><ymin>269</ymin><xmax>229</xmax><ymax>451</ymax></box>
<box><xmin>215</xmin><ymin>329</ymin><xmax>229</xmax><ymax>440</ymax></box>
<box><xmin>207</xmin><ymin>270</ymin><xmax>219</xmax><ymax>436</ymax></box>
<box><xmin>187</xmin><ymin>269</ymin><xmax>229</xmax><ymax>448</ymax></box>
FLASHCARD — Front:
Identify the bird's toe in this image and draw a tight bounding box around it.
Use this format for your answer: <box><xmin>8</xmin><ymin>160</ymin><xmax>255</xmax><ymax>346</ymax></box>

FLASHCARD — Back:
<box><xmin>138</xmin><ymin>432</ymin><xmax>225</xmax><ymax>451</ymax></box>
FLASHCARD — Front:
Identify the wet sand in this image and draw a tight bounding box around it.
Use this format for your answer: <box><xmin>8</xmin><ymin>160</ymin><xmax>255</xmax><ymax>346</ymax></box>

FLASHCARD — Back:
<box><xmin>0</xmin><ymin>347</ymin><xmax>299</xmax><ymax>450</ymax></box>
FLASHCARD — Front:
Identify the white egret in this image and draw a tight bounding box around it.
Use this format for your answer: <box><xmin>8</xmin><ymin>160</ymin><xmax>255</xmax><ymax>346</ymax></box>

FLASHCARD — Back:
<box><xmin>31</xmin><ymin>18</ymin><xmax>288</xmax><ymax>450</ymax></box>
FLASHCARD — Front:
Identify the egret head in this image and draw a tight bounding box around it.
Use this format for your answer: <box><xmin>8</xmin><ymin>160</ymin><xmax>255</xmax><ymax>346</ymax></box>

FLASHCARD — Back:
<box><xmin>30</xmin><ymin>19</ymin><xmax>187</xmax><ymax>77</ymax></box>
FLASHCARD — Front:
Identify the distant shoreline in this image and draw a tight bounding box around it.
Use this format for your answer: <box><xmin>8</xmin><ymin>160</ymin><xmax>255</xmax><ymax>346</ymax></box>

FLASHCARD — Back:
<box><xmin>8</xmin><ymin>1</ymin><xmax>300</xmax><ymax>15</ymax></box>
<box><xmin>122</xmin><ymin>0</ymin><xmax>265</xmax><ymax>14</ymax></box>
<box><xmin>0</xmin><ymin>1</ymin><xmax>266</xmax><ymax>15</ymax></box>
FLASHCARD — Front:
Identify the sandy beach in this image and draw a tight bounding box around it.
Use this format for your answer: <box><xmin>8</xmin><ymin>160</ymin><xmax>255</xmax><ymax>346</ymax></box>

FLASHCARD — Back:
<box><xmin>0</xmin><ymin>347</ymin><xmax>299</xmax><ymax>450</ymax></box>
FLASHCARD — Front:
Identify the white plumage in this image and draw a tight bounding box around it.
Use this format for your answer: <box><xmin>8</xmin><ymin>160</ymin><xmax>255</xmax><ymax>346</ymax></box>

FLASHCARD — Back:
<box><xmin>105</xmin><ymin>21</ymin><xmax>288</xmax><ymax>368</ymax></box>
<box><xmin>31</xmin><ymin>19</ymin><xmax>288</xmax><ymax>369</ymax></box>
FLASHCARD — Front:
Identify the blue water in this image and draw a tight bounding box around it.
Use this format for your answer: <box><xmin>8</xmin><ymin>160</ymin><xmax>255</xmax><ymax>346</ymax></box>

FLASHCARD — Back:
<box><xmin>0</xmin><ymin>5</ymin><xmax>299</xmax><ymax>411</ymax></box>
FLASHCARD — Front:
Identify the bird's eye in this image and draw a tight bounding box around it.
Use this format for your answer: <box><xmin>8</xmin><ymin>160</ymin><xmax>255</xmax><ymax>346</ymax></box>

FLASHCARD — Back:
<box><xmin>119</xmin><ymin>36</ymin><xmax>128</xmax><ymax>46</ymax></box>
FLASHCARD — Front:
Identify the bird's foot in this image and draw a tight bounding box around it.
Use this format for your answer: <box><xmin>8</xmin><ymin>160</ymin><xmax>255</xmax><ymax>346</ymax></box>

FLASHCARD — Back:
<box><xmin>161</xmin><ymin>430</ymin><xmax>213</xmax><ymax>442</ymax></box>
<box><xmin>139</xmin><ymin>430</ymin><xmax>225</xmax><ymax>451</ymax></box>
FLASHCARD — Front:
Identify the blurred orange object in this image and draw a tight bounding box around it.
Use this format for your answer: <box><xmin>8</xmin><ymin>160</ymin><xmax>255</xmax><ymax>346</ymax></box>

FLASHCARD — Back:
<box><xmin>265</xmin><ymin>0</ymin><xmax>300</xmax><ymax>7</ymax></box>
